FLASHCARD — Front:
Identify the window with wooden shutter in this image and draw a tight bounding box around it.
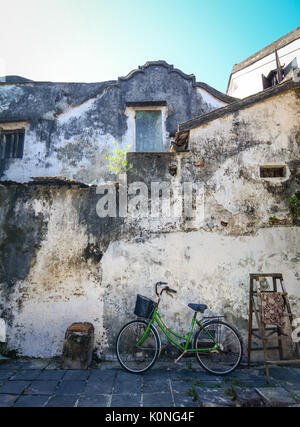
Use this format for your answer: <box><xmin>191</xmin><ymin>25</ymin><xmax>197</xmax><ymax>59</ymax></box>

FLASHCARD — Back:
<box><xmin>260</xmin><ymin>166</ymin><xmax>286</xmax><ymax>178</ymax></box>
<box><xmin>0</xmin><ymin>129</ymin><xmax>25</xmax><ymax>159</ymax></box>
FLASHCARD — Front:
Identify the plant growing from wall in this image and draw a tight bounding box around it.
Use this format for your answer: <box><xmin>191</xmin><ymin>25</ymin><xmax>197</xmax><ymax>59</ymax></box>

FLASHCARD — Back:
<box><xmin>288</xmin><ymin>195</ymin><xmax>299</xmax><ymax>218</ymax></box>
<box><xmin>269</xmin><ymin>216</ymin><xmax>277</xmax><ymax>225</ymax></box>
<box><xmin>104</xmin><ymin>142</ymin><xmax>132</xmax><ymax>175</ymax></box>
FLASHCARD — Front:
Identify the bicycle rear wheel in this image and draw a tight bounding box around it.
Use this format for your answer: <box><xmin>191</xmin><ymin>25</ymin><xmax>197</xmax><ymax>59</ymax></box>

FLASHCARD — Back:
<box><xmin>194</xmin><ymin>320</ymin><xmax>243</xmax><ymax>375</ymax></box>
<box><xmin>116</xmin><ymin>320</ymin><xmax>160</xmax><ymax>374</ymax></box>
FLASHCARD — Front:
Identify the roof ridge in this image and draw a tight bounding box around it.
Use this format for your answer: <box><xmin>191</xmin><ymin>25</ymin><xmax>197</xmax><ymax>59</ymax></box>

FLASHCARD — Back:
<box><xmin>118</xmin><ymin>60</ymin><xmax>237</xmax><ymax>103</ymax></box>
<box><xmin>54</xmin><ymin>61</ymin><xmax>237</xmax><ymax>115</ymax></box>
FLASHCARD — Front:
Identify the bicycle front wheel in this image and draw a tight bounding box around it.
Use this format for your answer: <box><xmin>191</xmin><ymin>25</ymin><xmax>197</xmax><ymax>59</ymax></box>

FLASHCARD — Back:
<box><xmin>194</xmin><ymin>320</ymin><xmax>243</xmax><ymax>375</ymax></box>
<box><xmin>116</xmin><ymin>320</ymin><xmax>160</xmax><ymax>374</ymax></box>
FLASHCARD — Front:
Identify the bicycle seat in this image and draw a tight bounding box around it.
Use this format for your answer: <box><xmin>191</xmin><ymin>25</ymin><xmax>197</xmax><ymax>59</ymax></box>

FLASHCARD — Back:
<box><xmin>188</xmin><ymin>303</ymin><xmax>207</xmax><ymax>313</ymax></box>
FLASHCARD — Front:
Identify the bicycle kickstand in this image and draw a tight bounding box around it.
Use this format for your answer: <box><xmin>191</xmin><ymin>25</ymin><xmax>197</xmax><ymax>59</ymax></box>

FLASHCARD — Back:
<box><xmin>174</xmin><ymin>350</ymin><xmax>187</xmax><ymax>364</ymax></box>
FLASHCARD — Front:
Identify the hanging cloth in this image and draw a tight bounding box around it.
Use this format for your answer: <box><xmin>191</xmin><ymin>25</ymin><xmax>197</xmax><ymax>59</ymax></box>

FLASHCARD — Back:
<box><xmin>261</xmin><ymin>292</ymin><xmax>285</xmax><ymax>329</ymax></box>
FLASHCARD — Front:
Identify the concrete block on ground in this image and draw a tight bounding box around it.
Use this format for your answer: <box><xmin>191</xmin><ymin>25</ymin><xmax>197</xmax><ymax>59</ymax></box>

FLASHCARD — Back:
<box><xmin>61</xmin><ymin>323</ymin><xmax>94</xmax><ymax>370</ymax></box>
<box><xmin>234</xmin><ymin>387</ymin><xmax>264</xmax><ymax>407</ymax></box>
<box><xmin>255</xmin><ymin>386</ymin><xmax>297</xmax><ymax>407</ymax></box>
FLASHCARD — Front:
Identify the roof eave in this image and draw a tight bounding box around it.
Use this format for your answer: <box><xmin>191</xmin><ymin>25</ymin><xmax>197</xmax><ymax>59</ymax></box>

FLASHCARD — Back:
<box><xmin>178</xmin><ymin>79</ymin><xmax>300</xmax><ymax>134</ymax></box>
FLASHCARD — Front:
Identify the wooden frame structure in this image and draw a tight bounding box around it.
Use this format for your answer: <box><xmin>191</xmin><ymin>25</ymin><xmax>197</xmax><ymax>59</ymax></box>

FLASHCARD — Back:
<box><xmin>248</xmin><ymin>273</ymin><xmax>300</xmax><ymax>382</ymax></box>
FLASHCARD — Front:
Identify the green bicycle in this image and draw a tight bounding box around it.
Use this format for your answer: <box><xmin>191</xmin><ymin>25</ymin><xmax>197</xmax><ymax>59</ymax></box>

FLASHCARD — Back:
<box><xmin>116</xmin><ymin>282</ymin><xmax>243</xmax><ymax>375</ymax></box>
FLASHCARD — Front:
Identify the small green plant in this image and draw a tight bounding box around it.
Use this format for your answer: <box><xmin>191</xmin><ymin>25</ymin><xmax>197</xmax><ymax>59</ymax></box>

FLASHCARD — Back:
<box><xmin>290</xmin><ymin>391</ymin><xmax>300</xmax><ymax>404</ymax></box>
<box><xmin>186</xmin><ymin>379</ymin><xmax>201</xmax><ymax>401</ymax></box>
<box><xmin>225</xmin><ymin>385</ymin><xmax>236</xmax><ymax>401</ymax></box>
<box><xmin>223</xmin><ymin>377</ymin><xmax>241</xmax><ymax>387</ymax></box>
<box><xmin>186</xmin><ymin>387</ymin><xmax>197</xmax><ymax>401</ymax></box>
<box><xmin>185</xmin><ymin>360</ymin><xmax>193</xmax><ymax>370</ymax></box>
<box><xmin>259</xmin><ymin>382</ymin><xmax>274</xmax><ymax>388</ymax></box>
<box><xmin>269</xmin><ymin>216</ymin><xmax>277</xmax><ymax>224</ymax></box>
<box><xmin>207</xmin><ymin>383</ymin><xmax>222</xmax><ymax>389</ymax></box>
<box><xmin>0</xmin><ymin>344</ymin><xmax>19</xmax><ymax>359</ymax></box>
<box><xmin>288</xmin><ymin>195</ymin><xmax>299</xmax><ymax>218</ymax></box>
<box><xmin>104</xmin><ymin>141</ymin><xmax>132</xmax><ymax>175</ymax></box>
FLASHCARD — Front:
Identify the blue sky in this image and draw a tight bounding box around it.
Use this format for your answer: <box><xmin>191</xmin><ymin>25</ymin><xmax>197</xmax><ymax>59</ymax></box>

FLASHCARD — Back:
<box><xmin>1</xmin><ymin>0</ymin><xmax>299</xmax><ymax>92</ymax></box>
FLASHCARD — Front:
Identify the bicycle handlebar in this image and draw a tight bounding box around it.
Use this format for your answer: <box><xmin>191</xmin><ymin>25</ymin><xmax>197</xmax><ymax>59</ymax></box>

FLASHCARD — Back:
<box><xmin>155</xmin><ymin>282</ymin><xmax>177</xmax><ymax>297</ymax></box>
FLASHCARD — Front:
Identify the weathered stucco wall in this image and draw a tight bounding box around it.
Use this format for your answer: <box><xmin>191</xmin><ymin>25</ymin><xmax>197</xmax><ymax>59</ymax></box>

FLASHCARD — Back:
<box><xmin>0</xmin><ymin>62</ymin><xmax>229</xmax><ymax>184</ymax></box>
<box><xmin>0</xmin><ymin>182</ymin><xmax>299</xmax><ymax>359</ymax></box>
<box><xmin>0</xmin><ymin>81</ymin><xmax>299</xmax><ymax>360</ymax></box>
<box><xmin>0</xmin><ymin>130</ymin><xmax>299</xmax><ymax>359</ymax></box>
<box><xmin>0</xmin><ymin>182</ymin><xmax>124</xmax><ymax>357</ymax></box>
<box><xmin>188</xmin><ymin>87</ymin><xmax>300</xmax><ymax>233</ymax></box>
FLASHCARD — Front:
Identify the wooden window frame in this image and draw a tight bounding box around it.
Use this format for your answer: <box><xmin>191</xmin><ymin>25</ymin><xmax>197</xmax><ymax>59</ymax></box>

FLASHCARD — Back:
<box><xmin>0</xmin><ymin>128</ymin><xmax>25</xmax><ymax>159</ymax></box>
<box><xmin>259</xmin><ymin>165</ymin><xmax>286</xmax><ymax>178</ymax></box>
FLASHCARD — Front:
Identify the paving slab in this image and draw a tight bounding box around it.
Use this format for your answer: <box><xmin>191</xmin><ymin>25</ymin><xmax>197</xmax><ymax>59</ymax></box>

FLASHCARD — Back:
<box><xmin>238</xmin><ymin>377</ymin><xmax>275</xmax><ymax>387</ymax></box>
<box><xmin>20</xmin><ymin>360</ymin><xmax>50</xmax><ymax>370</ymax></box>
<box><xmin>255</xmin><ymin>386</ymin><xmax>297</xmax><ymax>407</ymax></box>
<box><xmin>168</xmin><ymin>369</ymin><xmax>208</xmax><ymax>381</ymax></box>
<box><xmin>173</xmin><ymin>394</ymin><xmax>198</xmax><ymax>407</ymax></box>
<box><xmin>46</xmin><ymin>395</ymin><xmax>78</xmax><ymax>407</ymax></box>
<box><xmin>88</xmin><ymin>369</ymin><xmax>117</xmax><ymax>382</ymax></box>
<box><xmin>84</xmin><ymin>378</ymin><xmax>114</xmax><ymax>395</ymax></box>
<box><xmin>0</xmin><ymin>380</ymin><xmax>29</xmax><ymax>394</ymax></box>
<box><xmin>0</xmin><ymin>361</ymin><xmax>24</xmax><ymax>370</ymax></box>
<box><xmin>111</xmin><ymin>393</ymin><xmax>141</xmax><ymax>407</ymax></box>
<box><xmin>24</xmin><ymin>380</ymin><xmax>58</xmax><ymax>395</ymax></box>
<box><xmin>0</xmin><ymin>394</ymin><xmax>18</xmax><ymax>407</ymax></box>
<box><xmin>196</xmin><ymin>387</ymin><xmax>235</xmax><ymax>407</ymax></box>
<box><xmin>143</xmin><ymin>377</ymin><xmax>171</xmax><ymax>393</ymax></box>
<box><xmin>45</xmin><ymin>359</ymin><xmax>63</xmax><ymax>370</ymax></box>
<box><xmin>78</xmin><ymin>394</ymin><xmax>110</xmax><ymax>407</ymax></box>
<box><xmin>14</xmin><ymin>395</ymin><xmax>50</xmax><ymax>407</ymax></box>
<box><xmin>143</xmin><ymin>392</ymin><xmax>174</xmax><ymax>407</ymax></box>
<box><xmin>234</xmin><ymin>386</ymin><xmax>264</xmax><ymax>407</ymax></box>
<box><xmin>269</xmin><ymin>367</ymin><xmax>300</xmax><ymax>382</ymax></box>
<box><xmin>114</xmin><ymin>371</ymin><xmax>142</xmax><ymax>394</ymax></box>
<box><xmin>227</xmin><ymin>369</ymin><xmax>260</xmax><ymax>380</ymax></box>
<box><xmin>55</xmin><ymin>380</ymin><xmax>86</xmax><ymax>396</ymax></box>
<box><xmin>0</xmin><ymin>370</ymin><xmax>15</xmax><ymax>380</ymax></box>
<box><xmin>0</xmin><ymin>358</ymin><xmax>299</xmax><ymax>407</ymax></box>
<box><xmin>36</xmin><ymin>370</ymin><xmax>66</xmax><ymax>381</ymax></box>
<box><xmin>171</xmin><ymin>379</ymin><xmax>196</xmax><ymax>395</ymax></box>
<box><xmin>63</xmin><ymin>370</ymin><xmax>91</xmax><ymax>381</ymax></box>
<box><xmin>142</xmin><ymin>369</ymin><xmax>170</xmax><ymax>380</ymax></box>
<box><xmin>279</xmin><ymin>379</ymin><xmax>300</xmax><ymax>392</ymax></box>
<box><xmin>11</xmin><ymin>369</ymin><xmax>42</xmax><ymax>381</ymax></box>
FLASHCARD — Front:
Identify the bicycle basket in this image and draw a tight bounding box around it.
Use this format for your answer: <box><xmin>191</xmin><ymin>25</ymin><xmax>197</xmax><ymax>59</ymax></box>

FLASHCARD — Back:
<box><xmin>134</xmin><ymin>294</ymin><xmax>156</xmax><ymax>319</ymax></box>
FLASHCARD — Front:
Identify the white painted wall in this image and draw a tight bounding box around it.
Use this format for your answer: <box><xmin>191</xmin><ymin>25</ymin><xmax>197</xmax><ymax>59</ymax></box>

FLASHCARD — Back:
<box><xmin>196</xmin><ymin>87</ymin><xmax>227</xmax><ymax>109</ymax></box>
<box><xmin>228</xmin><ymin>38</ymin><xmax>300</xmax><ymax>98</ymax></box>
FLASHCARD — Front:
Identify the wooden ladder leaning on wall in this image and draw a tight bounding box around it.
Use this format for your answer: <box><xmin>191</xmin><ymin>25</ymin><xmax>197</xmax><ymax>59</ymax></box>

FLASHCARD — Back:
<box><xmin>248</xmin><ymin>273</ymin><xmax>300</xmax><ymax>382</ymax></box>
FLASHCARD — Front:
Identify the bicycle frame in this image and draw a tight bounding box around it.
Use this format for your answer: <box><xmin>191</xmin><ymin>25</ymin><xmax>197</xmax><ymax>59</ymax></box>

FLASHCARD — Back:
<box><xmin>137</xmin><ymin>307</ymin><xmax>219</xmax><ymax>353</ymax></box>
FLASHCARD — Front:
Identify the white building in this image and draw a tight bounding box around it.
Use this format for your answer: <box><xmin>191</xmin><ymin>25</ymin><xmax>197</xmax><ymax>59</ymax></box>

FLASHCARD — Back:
<box><xmin>227</xmin><ymin>27</ymin><xmax>300</xmax><ymax>99</ymax></box>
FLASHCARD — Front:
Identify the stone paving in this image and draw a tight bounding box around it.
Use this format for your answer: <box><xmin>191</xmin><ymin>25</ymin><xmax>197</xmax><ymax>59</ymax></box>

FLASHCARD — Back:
<box><xmin>0</xmin><ymin>358</ymin><xmax>299</xmax><ymax>407</ymax></box>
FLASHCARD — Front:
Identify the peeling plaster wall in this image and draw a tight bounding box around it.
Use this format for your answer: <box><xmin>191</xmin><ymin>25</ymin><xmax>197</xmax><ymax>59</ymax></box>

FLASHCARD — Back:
<box><xmin>188</xmin><ymin>88</ymin><xmax>300</xmax><ymax>234</ymax></box>
<box><xmin>0</xmin><ymin>63</ymin><xmax>228</xmax><ymax>184</ymax></box>
<box><xmin>102</xmin><ymin>228</ymin><xmax>300</xmax><ymax>356</ymax></box>
<box><xmin>0</xmin><ymin>183</ymin><xmax>299</xmax><ymax>359</ymax></box>
<box><xmin>0</xmin><ymin>183</ymin><xmax>125</xmax><ymax>358</ymax></box>
<box><xmin>0</xmin><ymin>85</ymin><xmax>299</xmax><ymax>360</ymax></box>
